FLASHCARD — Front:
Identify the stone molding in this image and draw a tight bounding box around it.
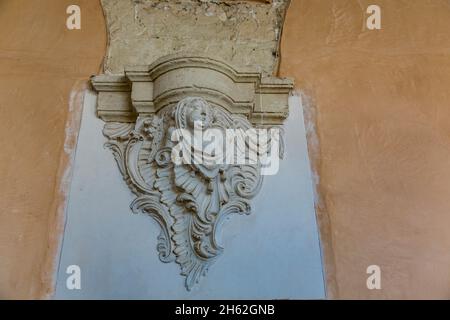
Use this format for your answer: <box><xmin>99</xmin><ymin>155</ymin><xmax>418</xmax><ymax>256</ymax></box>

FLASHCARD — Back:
<box><xmin>92</xmin><ymin>54</ymin><xmax>293</xmax><ymax>125</ymax></box>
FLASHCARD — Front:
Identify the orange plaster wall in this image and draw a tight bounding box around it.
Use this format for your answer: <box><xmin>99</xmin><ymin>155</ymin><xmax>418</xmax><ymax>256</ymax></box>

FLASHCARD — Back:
<box><xmin>2</xmin><ymin>0</ymin><xmax>450</xmax><ymax>300</ymax></box>
<box><xmin>0</xmin><ymin>0</ymin><xmax>106</xmax><ymax>299</ymax></box>
<box><xmin>280</xmin><ymin>0</ymin><xmax>450</xmax><ymax>299</ymax></box>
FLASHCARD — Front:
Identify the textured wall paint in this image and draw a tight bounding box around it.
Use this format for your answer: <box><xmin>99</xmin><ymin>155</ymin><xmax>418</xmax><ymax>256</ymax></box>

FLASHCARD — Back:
<box><xmin>4</xmin><ymin>0</ymin><xmax>450</xmax><ymax>300</ymax></box>
<box><xmin>280</xmin><ymin>0</ymin><xmax>450</xmax><ymax>299</ymax></box>
<box><xmin>0</xmin><ymin>0</ymin><xmax>106</xmax><ymax>298</ymax></box>
<box><xmin>54</xmin><ymin>92</ymin><xmax>325</xmax><ymax>299</ymax></box>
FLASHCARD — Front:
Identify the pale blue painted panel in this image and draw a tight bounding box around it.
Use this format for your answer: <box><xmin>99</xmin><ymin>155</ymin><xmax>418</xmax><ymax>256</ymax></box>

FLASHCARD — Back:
<box><xmin>55</xmin><ymin>91</ymin><xmax>325</xmax><ymax>299</ymax></box>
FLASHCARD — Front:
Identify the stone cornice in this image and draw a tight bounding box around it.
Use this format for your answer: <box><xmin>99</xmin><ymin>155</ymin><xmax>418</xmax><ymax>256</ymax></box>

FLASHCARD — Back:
<box><xmin>92</xmin><ymin>54</ymin><xmax>293</xmax><ymax>125</ymax></box>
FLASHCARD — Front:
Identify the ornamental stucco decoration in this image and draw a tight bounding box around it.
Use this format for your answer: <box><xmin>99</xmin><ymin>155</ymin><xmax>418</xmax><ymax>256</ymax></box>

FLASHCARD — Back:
<box><xmin>91</xmin><ymin>54</ymin><xmax>293</xmax><ymax>290</ymax></box>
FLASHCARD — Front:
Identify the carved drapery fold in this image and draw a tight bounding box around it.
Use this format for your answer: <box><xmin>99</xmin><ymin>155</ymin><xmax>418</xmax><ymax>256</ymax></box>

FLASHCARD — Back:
<box><xmin>92</xmin><ymin>54</ymin><xmax>293</xmax><ymax>290</ymax></box>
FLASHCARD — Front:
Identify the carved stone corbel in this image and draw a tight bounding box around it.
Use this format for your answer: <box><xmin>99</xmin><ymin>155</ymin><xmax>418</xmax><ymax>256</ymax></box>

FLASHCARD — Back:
<box><xmin>92</xmin><ymin>55</ymin><xmax>293</xmax><ymax>290</ymax></box>
<box><xmin>91</xmin><ymin>54</ymin><xmax>293</xmax><ymax>290</ymax></box>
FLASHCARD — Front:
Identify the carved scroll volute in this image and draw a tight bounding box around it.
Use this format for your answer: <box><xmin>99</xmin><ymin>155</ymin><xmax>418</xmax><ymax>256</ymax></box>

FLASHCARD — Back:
<box><xmin>92</xmin><ymin>55</ymin><xmax>293</xmax><ymax>290</ymax></box>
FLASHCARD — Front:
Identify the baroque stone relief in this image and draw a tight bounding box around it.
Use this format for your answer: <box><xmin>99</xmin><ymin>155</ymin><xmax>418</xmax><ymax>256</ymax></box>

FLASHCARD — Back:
<box><xmin>102</xmin><ymin>97</ymin><xmax>266</xmax><ymax>289</ymax></box>
<box><xmin>92</xmin><ymin>54</ymin><xmax>292</xmax><ymax>289</ymax></box>
<box><xmin>92</xmin><ymin>53</ymin><xmax>292</xmax><ymax>289</ymax></box>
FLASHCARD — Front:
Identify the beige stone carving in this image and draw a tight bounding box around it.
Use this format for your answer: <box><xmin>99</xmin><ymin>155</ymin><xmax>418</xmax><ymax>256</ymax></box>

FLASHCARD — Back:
<box><xmin>92</xmin><ymin>0</ymin><xmax>293</xmax><ymax>291</ymax></box>
<box><xmin>92</xmin><ymin>54</ymin><xmax>292</xmax><ymax>290</ymax></box>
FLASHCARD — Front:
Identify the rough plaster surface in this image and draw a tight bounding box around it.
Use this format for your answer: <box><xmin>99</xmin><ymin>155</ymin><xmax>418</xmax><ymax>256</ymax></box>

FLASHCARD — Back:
<box><xmin>280</xmin><ymin>0</ymin><xmax>450</xmax><ymax>299</ymax></box>
<box><xmin>0</xmin><ymin>0</ymin><xmax>106</xmax><ymax>299</ymax></box>
<box><xmin>4</xmin><ymin>0</ymin><xmax>450</xmax><ymax>300</ymax></box>
<box><xmin>101</xmin><ymin>0</ymin><xmax>290</xmax><ymax>75</ymax></box>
